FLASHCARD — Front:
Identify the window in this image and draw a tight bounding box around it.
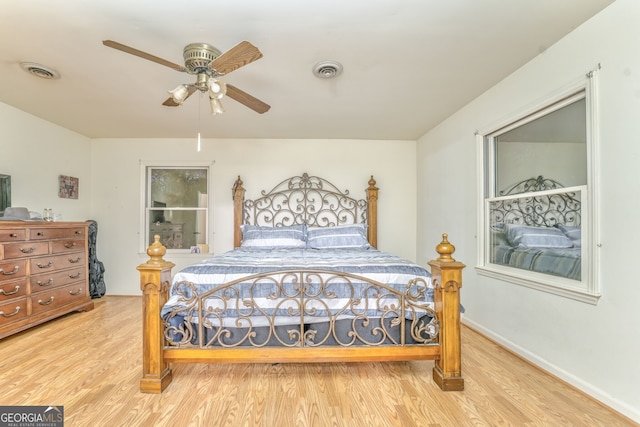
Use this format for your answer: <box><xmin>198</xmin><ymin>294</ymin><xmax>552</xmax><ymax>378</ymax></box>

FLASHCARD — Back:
<box><xmin>476</xmin><ymin>75</ymin><xmax>600</xmax><ymax>304</ymax></box>
<box><xmin>141</xmin><ymin>163</ymin><xmax>211</xmax><ymax>253</ymax></box>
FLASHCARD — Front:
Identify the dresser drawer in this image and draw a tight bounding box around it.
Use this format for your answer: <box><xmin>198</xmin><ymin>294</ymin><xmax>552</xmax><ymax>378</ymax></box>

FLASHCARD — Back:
<box><xmin>0</xmin><ymin>229</ymin><xmax>26</xmax><ymax>241</ymax></box>
<box><xmin>51</xmin><ymin>238</ymin><xmax>85</xmax><ymax>254</ymax></box>
<box><xmin>30</xmin><ymin>283</ymin><xmax>87</xmax><ymax>316</ymax></box>
<box><xmin>29</xmin><ymin>227</ymin><xmax>85</xmax><ymax>241</ymax></box>
<box><xmin>1</xmin><ymin>242</ymin><xmax>49</xmax><ymax>259</ymax></box>
<box><xmin>0</xmin><ymin>298</ymin><xmax>28</xmax><ymax>326</ymax></box>
<box><xmin>30</xmin><ymin>267</ymin><xmax>85</xmax><ymax>293</ymax></box>
<box><xmin>30</xmin><ymin>253</ymin><xmax>86</xmax><ymax>274</ymax></box>
<box><xmin>0</xmin><ymin>259</ymin><xmax>27</xmax><ymax>282</ymax></box>
<box><xmin>0</xmin><ymin>279</ymin><xmax>27</xmax><ymax>302</ymax></box>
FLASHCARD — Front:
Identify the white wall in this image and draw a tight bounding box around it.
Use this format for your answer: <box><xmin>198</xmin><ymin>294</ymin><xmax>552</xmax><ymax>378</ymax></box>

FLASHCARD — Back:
<box><xmin>0</xmin><ymin>103</ymin><xmax>91</xmax><ymax>219</ymax></box>
<box><xmin>417</xmin><ymin>0</ymin><xmax>640</xmax><ymax>421</ymax></box>
<box><xmin>90</xmin><ymin>138</ymin><xmax>418</xmax><ymax>295</ymax></box>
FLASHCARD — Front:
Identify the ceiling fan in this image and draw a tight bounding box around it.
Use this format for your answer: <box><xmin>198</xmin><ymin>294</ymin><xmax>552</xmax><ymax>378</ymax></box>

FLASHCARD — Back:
<box><xmin>102</xmin><ymin>40</ymin><xmax>270</xmax><ymax>114</ymax></box>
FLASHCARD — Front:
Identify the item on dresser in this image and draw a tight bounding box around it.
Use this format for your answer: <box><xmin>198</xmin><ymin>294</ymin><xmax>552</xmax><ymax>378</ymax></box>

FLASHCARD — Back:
<box><xmin>43</xmin><ymin>208</ymin><xmax>53</xmax><ymax>222</ymax></box>
<box><xmin>0</xmin><ymin>207</ymin><xmax>30</xmax><ymax>221</ymax></box>
<box><xmin>0</xmin><ymin>221</ymin><xmax>94</xmax><ymax>339</ymax></box>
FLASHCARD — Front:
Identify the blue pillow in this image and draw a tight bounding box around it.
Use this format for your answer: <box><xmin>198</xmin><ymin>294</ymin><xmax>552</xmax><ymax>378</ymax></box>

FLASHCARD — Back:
<box><xmin>241</xmin><ymin>225</ymin><xmax>306</xmax><ymax>248</ymax></box>
<box><xmin>505</xmin><ymin>224</ymin><xmax>574</xmax><ymax>249</ymax></box>
<box><xmin>555</xmin><ymin>224</ymin><xmax>581</xmax><ymax>248</ymax></box>
<box><xmin>306</xmin><ymin>224</ymin><xmax>370</xmax><ymax>249</ymax></box>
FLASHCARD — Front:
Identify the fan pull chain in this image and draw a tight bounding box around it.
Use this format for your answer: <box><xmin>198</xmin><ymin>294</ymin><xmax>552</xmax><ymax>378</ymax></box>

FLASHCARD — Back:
<box><xmin>197</xmin><ymin>92</ymin><xmax>202</xmax><ymax>152</ymax></box>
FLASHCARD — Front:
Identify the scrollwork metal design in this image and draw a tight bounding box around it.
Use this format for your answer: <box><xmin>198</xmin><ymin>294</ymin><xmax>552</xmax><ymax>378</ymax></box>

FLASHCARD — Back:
<box><xmin>163</xmin><ymin>270</ymin><xmax>438</xmax><ymax>349</ymax></box>
<box><xmin>243</xmin><ymin>173</ymin><xmax>368</xmax><ymax>228</ymax></box>
<box><xmin>490</xmin><ymin>176</ymin><xmax>581</xmax><ymax>227</ymax></box>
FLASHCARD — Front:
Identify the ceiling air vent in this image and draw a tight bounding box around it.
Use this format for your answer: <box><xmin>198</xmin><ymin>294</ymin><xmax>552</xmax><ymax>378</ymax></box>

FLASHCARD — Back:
<box><xmin>20</xmin><ymin>62</ymin><xmax>61</xmax><ymax>80</ymax></box>
<box><xmin>313</xmin><ymin>61</ymin><xmax>343</xmax><ymax>79</ymax></box>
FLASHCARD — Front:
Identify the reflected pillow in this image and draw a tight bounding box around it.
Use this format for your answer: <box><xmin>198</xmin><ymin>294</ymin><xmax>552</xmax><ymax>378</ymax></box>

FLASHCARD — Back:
<box><xmin>490</xmin><ymin>224</ymin><xmax>510</xmax><ymax>246</ymax></box>
<box><xmin>307</xmin><ymin>224</ymin><xmax>370</xmax><ymax>249</ymax></box>
<box><xmin>241</xmin><ymin>225</ymin><xmax>306</xmax><ymax>248</ymax></box>
<box><xmin>505</xmin><ymin>224</ymin><xmax>574</xmax><ymax>248</ymax></box>
<box><xmin>555</xmin><ymin>224</ymin><xmax>581</xmax><ymax>248</ymax></box>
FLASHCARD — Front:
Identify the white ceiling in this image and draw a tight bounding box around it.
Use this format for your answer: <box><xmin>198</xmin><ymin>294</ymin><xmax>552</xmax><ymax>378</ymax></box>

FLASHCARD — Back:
<box><xmin>0</xmin><ymin>0</ymin><xmax>614</xmax><ymax>141</ymax></box>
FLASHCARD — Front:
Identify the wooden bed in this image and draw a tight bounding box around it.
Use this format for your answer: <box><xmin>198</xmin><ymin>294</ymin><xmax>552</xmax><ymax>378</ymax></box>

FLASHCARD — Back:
<box><xmin>137</xmin><ymin>173</ymin><xmax>464</xmax><ymax>393</ymax></box>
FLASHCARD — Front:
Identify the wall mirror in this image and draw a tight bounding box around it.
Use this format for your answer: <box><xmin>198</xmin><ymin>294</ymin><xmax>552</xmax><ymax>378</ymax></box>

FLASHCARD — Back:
<box><xmin>0</xmin><ymin>174</ymin><xmax>11</xmax><ymax>216</ymax></box>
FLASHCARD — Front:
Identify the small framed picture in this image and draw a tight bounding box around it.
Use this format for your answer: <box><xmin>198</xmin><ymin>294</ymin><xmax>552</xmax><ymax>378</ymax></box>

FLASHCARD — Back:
<box><xmin>58</xmin><ymin>175</ymin><xmax>79</xmax><ymax>199</ymax></box>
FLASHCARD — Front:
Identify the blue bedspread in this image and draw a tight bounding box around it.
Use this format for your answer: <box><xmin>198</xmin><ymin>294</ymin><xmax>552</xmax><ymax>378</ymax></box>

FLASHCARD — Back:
<box><xmin>162</xmin><ymin>247</ymin><xmax>433</xmax><ymax>323</ymax></box>
<box><xmin>492</xmin><ymin>245</ymin><xmax>581</xmax><ymax>280</ymax></box>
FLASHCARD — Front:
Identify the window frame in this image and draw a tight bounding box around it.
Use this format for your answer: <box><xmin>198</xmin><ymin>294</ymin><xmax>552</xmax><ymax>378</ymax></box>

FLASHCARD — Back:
<box><xmin>139</xmin><ymin>160</ymin><xmax>214</xmax><ymax>254</ymax></box>
<box><xmin>475</xmin><ymin>74</ymin><xmax>601</xmax><ymax>304</ymax></box>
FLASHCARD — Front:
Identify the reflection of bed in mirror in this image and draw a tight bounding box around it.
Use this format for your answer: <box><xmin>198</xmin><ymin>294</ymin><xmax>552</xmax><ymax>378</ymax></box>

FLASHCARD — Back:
<box><xmin>489</xmin><ymin>176</ymin><xmax>582</xmax><ymax>280</ymax></box>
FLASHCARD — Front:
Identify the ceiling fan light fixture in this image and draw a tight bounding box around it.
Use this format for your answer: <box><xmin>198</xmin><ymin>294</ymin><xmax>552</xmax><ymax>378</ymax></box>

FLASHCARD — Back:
<box><xmin>207</xmin><ymin>78</ymin><xmax>227</xmax><ymax>99</ymax></box>
<box><xmin>209</xmin><ymin>97</ymin><xmax>225</xmax><ymax>115</ymax></box>
<box><xmin>168</xmin><ymin>84</ymin><xmax>189</xmax><ymax>104</ymax></box>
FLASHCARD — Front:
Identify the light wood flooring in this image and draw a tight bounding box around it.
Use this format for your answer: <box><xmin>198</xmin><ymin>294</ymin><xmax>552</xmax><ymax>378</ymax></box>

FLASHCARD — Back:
<box><xmin>0</xmin><ymin>296</ymin><xmax>635</xmax><ymax>427</ymax></box>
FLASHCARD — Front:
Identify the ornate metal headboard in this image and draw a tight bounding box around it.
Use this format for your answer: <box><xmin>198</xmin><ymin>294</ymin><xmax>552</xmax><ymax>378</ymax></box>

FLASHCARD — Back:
<box><xmin>232</xmin><ymin>173</ymin><xmax>379</xmax><ymax>248</ymax></box>
<box><xmin>490</xmin><ymin>175</ymin><xmax>581</xmax><ymax>227</ymax></box>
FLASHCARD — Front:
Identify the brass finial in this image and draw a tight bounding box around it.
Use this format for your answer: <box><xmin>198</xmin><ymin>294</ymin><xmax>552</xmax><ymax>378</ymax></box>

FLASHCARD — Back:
<box><xmin>368</xmin><ymin>176</ymin><xmax>377</xmax><ymax>189</ymax></box>
<box><xmin>146</xmin><ymin>235</ymin><xmax>167</xmax><ymax>264</ymax></box>
<box><xmin>435</xmin><ymin>233</ymin><xmax>456</xmax><ymax>262</ymax></box>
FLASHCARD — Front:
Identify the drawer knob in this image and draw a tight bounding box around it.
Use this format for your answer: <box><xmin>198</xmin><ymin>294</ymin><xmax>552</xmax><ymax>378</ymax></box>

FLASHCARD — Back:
<box><xmin>9</xmin><ymin>233</ymin><xmax>18</xmax><ymax>238</ymax></box>
<box><xmin>64</xmin><ymin>242</ymin><xmax>77</xmax><ymax>249</ymax></box>
<box><xmin>69</xmin><ymin>288</ymin><xmax>83</xmax><ymax>296</ymax></box>
<box><xmin>68</xmin><ymin>272</ymin><xmax>81</xmax><ymax>279</ymax></box>
<box><xmin>0</xmin><ymin>266</ymin><xmax>19</xmax><ymax>276</ymax></box>
<box><xmin>0</xmin><ymin>306</ymin><xmax>20</xmax><ymax>317</ymax></box>
<box><xmin>38</xmin><ymin>296</ymin><xmax>55</xmax><ymax>306</ymax></box>
<box><xmin>20</xmin><ymin>247</ymin><xmax>36</xmax><ymax>254</ymax></box>
<box><xmin>0</xmin><ymin>285</ymin><xmax>20</xmax><ymax>296</ymax></box>
<box><xmin>68</xmin><ymin>257</ymin><xmax>81</xmax><ymax>264</ymax></box>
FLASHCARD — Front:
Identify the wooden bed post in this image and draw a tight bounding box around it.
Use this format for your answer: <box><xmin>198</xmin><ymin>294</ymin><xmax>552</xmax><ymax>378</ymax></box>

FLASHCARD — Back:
<box><xmin>233</xmin><ymin>176</ymin><xmax>245</xmax><ymax>248</ymax></box>
<box><xmin>428</xmin><ymin>234</ymin><xmax>465</xmax><ymax>391</ymax></box>
<box><xmin>137</xmin><ymin>235</ymin><xmax>175</xmax><ymax>393</ymax></box>
<box><xmin>366</xmin><ymin>176</ymin><xmax>378</xmax><ymax>248</ymax></box>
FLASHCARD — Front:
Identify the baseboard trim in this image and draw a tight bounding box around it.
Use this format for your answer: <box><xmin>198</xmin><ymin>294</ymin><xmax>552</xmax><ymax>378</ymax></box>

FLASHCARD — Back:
<box><xmin>462</xmin><ymin>318</ymin><xmax>640</xmax><ymax>424</ymax></box>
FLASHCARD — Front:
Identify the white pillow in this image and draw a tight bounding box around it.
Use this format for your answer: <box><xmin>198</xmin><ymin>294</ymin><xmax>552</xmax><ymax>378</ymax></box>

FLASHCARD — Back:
<box><xmin>241</xmin><ymin>225</ymin><xmax>306</xmax><ymax>248</ymax></box>
<box><xmin>306</xmin><ymin>224</ymin><xmax>370</xmax><ymax>249</ymax></box>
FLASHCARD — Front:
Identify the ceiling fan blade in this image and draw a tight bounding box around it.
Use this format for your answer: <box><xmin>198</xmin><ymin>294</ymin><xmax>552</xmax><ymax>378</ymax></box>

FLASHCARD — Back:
<box><xmin>162</xmin><ymin>86</ymin><xmax>198</xmax><ymax>107</ymax></box>
<box><xmin>225</xmin><ymin>84</ymin><xmax>270</xmax><ymax>114</ymax></box>
<box><xmin>209</xmin><ymin>41</ymin><xmax>263</xmax><ymax>75</ymax></box>
<box><xmin>102</xmin><ymin>40</ymin><xmax>186</xmax><ymax>72</ymax></box>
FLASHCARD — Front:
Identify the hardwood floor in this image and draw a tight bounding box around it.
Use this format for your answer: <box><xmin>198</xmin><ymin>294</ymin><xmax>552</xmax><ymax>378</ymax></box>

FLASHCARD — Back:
<box><xmin>0</xmin><ymin>296</ymin><xmax>635</xmax><ymax>427</ymax></box>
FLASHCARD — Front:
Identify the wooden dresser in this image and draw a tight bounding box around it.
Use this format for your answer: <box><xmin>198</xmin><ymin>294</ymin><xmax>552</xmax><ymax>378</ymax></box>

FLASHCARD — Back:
<box><xmin>0</xmin><ymin>221</ymin><xmax>94</xmax><ymax>339</ymax></box>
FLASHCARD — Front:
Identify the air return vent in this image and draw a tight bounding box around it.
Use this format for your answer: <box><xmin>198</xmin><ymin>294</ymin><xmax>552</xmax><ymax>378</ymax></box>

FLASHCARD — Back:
<box><xmin>312</xmin><ymin>61</ymin><xmax>343</xmax><ymax>79</ymax></box>
<box><xmin>20</xmin><ymin>62</ymin><xmax>61</xmax><ymax>80</ymax></box>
